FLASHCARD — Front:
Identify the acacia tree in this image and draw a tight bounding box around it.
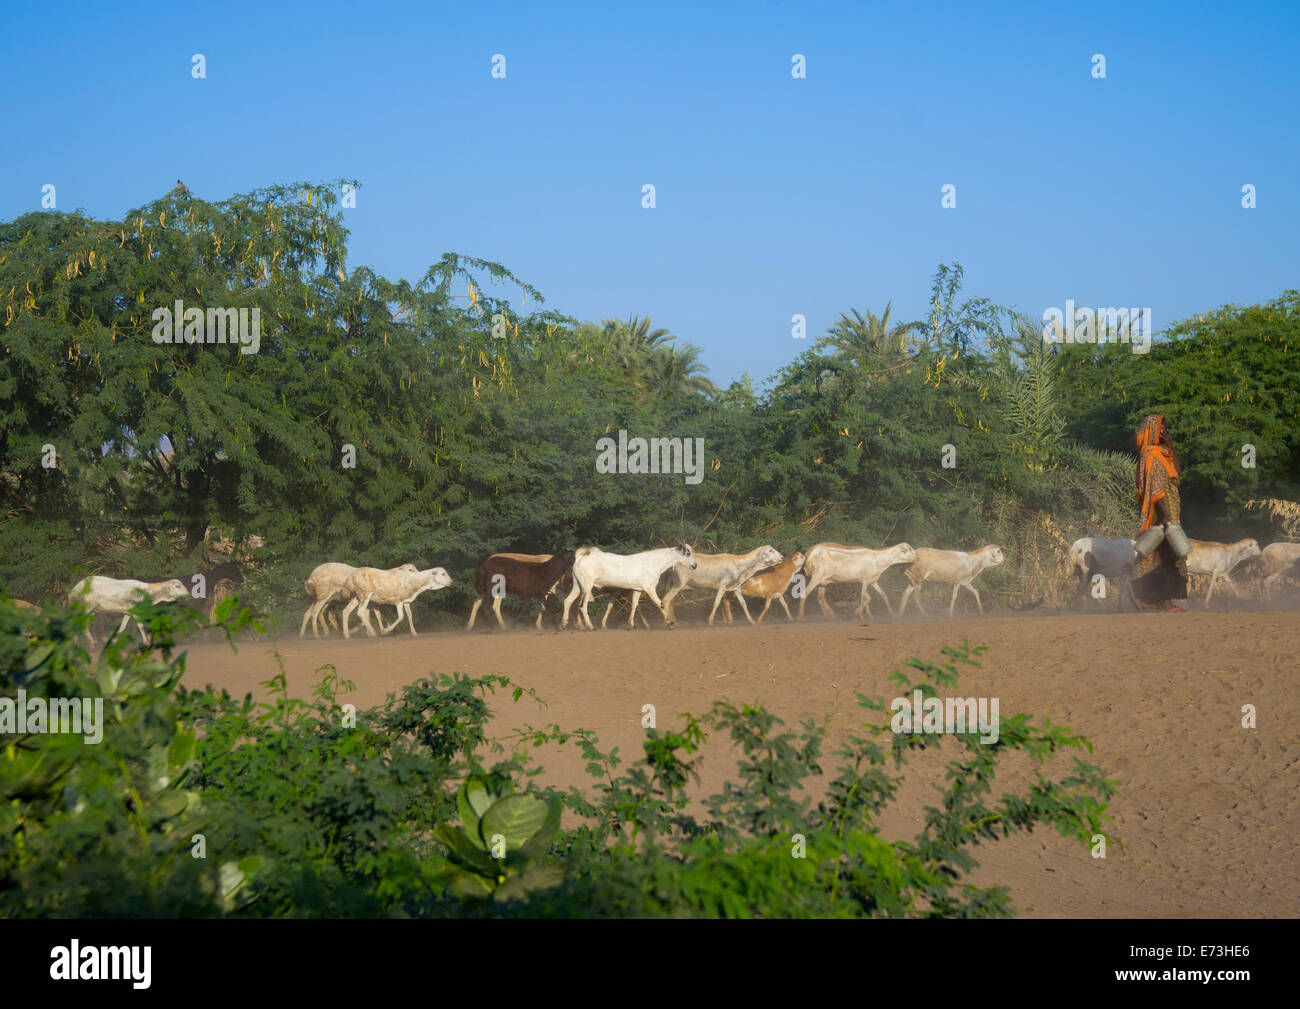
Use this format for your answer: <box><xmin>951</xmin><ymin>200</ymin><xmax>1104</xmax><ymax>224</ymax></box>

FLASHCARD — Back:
<box><xmin>0</xmin><ymin>183</ymin><xmax>555</xmax><ymax>596</ymax></box>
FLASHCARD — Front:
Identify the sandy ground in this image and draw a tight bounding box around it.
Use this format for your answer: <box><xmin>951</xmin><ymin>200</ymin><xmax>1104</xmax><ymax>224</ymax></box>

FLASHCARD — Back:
<box><xmin>178</xmin><ymin>604</ymin><xmax>1300</xmax><ymax>918</ymax></box>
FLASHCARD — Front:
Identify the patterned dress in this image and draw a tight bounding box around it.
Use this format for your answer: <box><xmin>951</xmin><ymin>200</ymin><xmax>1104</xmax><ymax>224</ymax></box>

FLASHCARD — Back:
<box><xmin>1131</xmin><ymin>414</ymin><xmax>1188</xmax><ymax>607</ymax></box>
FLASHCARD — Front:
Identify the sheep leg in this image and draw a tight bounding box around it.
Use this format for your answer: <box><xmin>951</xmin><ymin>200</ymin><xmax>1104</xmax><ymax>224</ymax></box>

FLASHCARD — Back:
<box><xmin>816</xmin><ymin>584</ymin><xmax>837</xmax><ymax>621</ymax></box>
<box><xmin>362</xmin><ymin>598</ymin><xmax>383</xmax><ymax>637</ymax></box>
<box><xmin>342</xmin><ymin>598</ymin><xmax>359</xmax><ymax>639</ymax></box>
<box><xmin>561</xmin><ymin>582</ymin><xmax>581</xmax><ymax>629</ymax></box>
<box><xmin>721</xmin><ymin>597</ymin><xmax>733</xmax><ymax>624</ymax></box>
<box><xmin>732</xmin><ymin>589</ymin><xmax>755</xmax><ymax>625</ymax></box>
<box><xmin>707</xmin><ymin>587</ymin><xmax>728</xmax><ymax>626</ymax></box>
<box><xmin>403</xmin><ymin>603</ymin><xmax>418</xmax><ymax>636</ymax></box>
<box><xmin>855</xmin><ymin>582</ymin><xmax>873</xmax><ymax>620</ymax></box>
<box><xmin>601</xmin><ymin>600</ymin><xmax>614</xmax><ymax>629</ymax></box>
<box><xmin>311</xmin><ymin>590</ymin><xmax>337</xmax><ymax>639</ymax></box>
<box><xmin>777</xmin><ymin>595</ymin><xmax>794</xmax><ymax>621</ymax></box>
<box><xmin>871</xmin><ymin>581</ymin><xmax>896</xmax><ymax>618</ymax></box>
<box><xmin>578</xmin><ymin>586</ymin><xmax>594</xmax><ymax>631</ymax></box>
<box><xmin>624</xmin><ymin>590</ymin><xmax>643</xmax><ymax>629</ymax></box>
<box><xmin>962</xmin><ymin>581</ymin><xmax>984</xmax><ymax>615</ymax></box>
<box><xmin>947</xmin><ymin>583</ymin><xmax>961</xmax><ymax>618</ymax></box>
<box><xmin>797</xmin><ymin>575</ymin><xmax>821</xmax><ymax>621</ymax></box>
<box><xmin>642</xmin><ymin>586</ymin><xmax>673</xmax><ymax>627</ymax></box>
<box><xmin>121</xmin><ymin>612</ymin><xmax>150</xmax><ymax>646</ymax></box>
<box><xmin>357</xmin><ymin>596</ymin><xmax>380</xmax><ymax>637</ymax></box>
<box><xmin>661</xmin><ymin>573</ymin><xmax>686</xmax><ymax>624</ymax></box>
<box><xmin>492</xmin><ymin>594</ymin><xmax>508</xmax><ymax>630</ymax></box>
<box><xmin>377</xmin><ymin>605</ymin><xmax>402</xmax><ymax>634</ymax></box>
<box><xmin>300</xmin><ymin>601</ymin><xmax>315</xmax><ymax>638</ymax></box>
<box><xmin>467</xmin><ymin>597</ymin><xmax>482</xmax><ymax>631</ymax></box>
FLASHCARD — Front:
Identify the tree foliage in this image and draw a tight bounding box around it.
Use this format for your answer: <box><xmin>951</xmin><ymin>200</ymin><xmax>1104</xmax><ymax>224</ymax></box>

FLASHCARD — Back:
<box><xmin>2</xmin><ymin>184</ymin><xmax>1296</xmax><ymax>619</ymax></box>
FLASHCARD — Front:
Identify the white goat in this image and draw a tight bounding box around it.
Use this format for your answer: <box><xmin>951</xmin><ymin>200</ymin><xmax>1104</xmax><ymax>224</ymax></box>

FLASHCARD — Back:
<box><xmin>898</xmin><ymin>545</ymin><xmax>1006</xmax><ymax>618</ymax></box>
<box><xmin>1067</xmin><ymin>537</ymin><xmax>1138</xmax><ymax>608</ymax></box>
<box><xmin>1260</xmin><ymin>542</ymin><xmax>1300</xmax><ymax>598</ymax></box>
<box><xmin>1187</xmin><ymin>538</ymin><xmax>1261</xmax><ymax>604</ymax></box>
<box><xmin>562</xmin><ymin>544</ymin><xmax>696</xmax><ymax>630</ymax></box>
<box><xmin>67</xmin><ymin>575</ymin><xmax>190</xmax><ymax>647</ymax></box>
<box><xmin>798</xmin><ymin>542</ymin><xmax>917</xmax><ymax>621</ymax></box>
<box><xmin>342</xmin><ymin>566</ymin><xmax>453</xmax><ymax>638</ymax></box>
<box><xmin>300</xmin><ymin>562</ymin><xmax>418</xmax><ymax>638</ymax></box>
<box><xmin>661</xmin><ymin>545</ymin><xmax>783</xmax><ymax>625</ymax></box>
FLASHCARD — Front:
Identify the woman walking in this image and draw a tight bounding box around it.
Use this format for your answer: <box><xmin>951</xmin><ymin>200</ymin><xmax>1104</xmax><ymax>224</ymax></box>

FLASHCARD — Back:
<box><xmin>1130</xmin><ymin>414</ymin><xmax>1191</xmax><ymax>611</ymax></box>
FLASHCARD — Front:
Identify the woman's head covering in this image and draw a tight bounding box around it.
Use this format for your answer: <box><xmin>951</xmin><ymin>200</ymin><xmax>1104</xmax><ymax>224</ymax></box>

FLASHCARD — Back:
<box><xmin>1135</xmin><ymin>414</ymin><xmax>1165</xmax><ymax>453</ymax></box>
<box><xmin>1135</xmin><ymin>413</ymin><xmax>1181</xmax><ymax>531</ymax></box>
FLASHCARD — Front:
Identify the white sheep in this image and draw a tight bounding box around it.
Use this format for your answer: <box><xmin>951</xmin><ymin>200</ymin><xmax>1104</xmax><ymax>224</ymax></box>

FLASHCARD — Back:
<box><xmin>1187</xmin><ymin>538</ymin><xmax>1261</xmax><ymax>604</ymax></box>
<box><xmin>798</xmin><ymin>542</ymin><xmax>917</xmax><ymax>621</ymax></box>
<box><xmin>300</xmin><ymin>562</ymin><xmax>418</xmax><ymax>638</ymax></box>
<box><xmin>660</xmin><ymin>545</ymin><xmax>783</xmax><ymax>625</ymax></box>
<box><xmin>341</xmin><ymin>566</ymin><xmax>453</xmax><ymax>638</ymax></box>
<box><xmin>897</xmin><ymin>545</ymin><xmax>1006</xmax><ymax>618</ymax></box>
<box><xmin>562</xmin><ymin>544</ymin><xmax>697</xmax><ymax>630</ymax></box>
<box><xmin>67</xmin><ymin>575</ymin><xmax>190</xmax><ymax>647</ymax></box>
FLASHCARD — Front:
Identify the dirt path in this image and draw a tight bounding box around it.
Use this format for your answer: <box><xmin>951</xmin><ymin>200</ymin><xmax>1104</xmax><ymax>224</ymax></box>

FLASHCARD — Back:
<box><xmin>179</xmin><ymin>608</ymin><xmax>1300</xmax><ymax>918</ymax></box>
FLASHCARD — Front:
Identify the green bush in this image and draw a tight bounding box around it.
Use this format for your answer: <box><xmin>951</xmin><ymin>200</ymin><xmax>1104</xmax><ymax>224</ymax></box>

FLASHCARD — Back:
<box><xmin>1</xmin><ymin>595</ymin><xmax>1117</xmax><ymax>918</ymax></box>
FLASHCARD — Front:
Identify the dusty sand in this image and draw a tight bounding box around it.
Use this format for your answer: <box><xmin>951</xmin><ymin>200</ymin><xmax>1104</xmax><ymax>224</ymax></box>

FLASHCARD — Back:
<box><xmin>177</xmin><ymin>605</ymin><xmax>1300</xmax><ymax>918</ymax></box>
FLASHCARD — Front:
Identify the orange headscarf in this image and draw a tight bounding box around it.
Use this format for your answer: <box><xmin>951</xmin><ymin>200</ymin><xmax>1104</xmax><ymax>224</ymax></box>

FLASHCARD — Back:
<box><xmin>1135</xmin><ymin>414</ymin><xmax>1180</xmax><ymax>532</ymax></box>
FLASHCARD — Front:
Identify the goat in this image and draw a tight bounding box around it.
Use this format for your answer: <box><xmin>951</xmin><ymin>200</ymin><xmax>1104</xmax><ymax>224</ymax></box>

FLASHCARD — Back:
<box><xmin>341</xmin><ymin>566</ymin><xmax>453</xmax><ymax>638</ymax></box>
<box><xmin>1187</xmin><ymin>538</ymin><xmax>1262</xmax><ymax>605</ymax></box>
<box><xmin>467</xmin><ymin>551</ymin><xmax>576</xmax><ymax>630</ymax></box>
<box><xmin>897</xmin><ymin>545</ymin><xmax>1006</xmax><ymax>618</ymax></box>
<box><xmin>300</xmin><ymin>562</ymin><xmax>417</xmax><ymax>638</ymax></box>
<box><xmin>798</xmin><ymin>542</ymin><xmax>917</xmax><ymax>621</ymax></box>
<box><xmin>721</xmin><ymin>551</ymin><xmax>807</xmax><ymax>624</ymax></box>
<box><xmin>562</xmin><ymin>544</ymin><xmax>697</xmax><ymax>630</ymax></box>
<box><xmin>1067</xmin><ymin>537</ymin><xmax>1138</xmax><ymax>608</ymax></box>
<box><xmin>661</xmin><ymin>545</ymin><xmax>784</xmax><ymax>625</ymax></box>
<box><xmin>67</xmin><ymin>575</ymin><xmax>190</xmax><ymax>647</ymax></box>
<box><xmin>1260</xmin><ymin>542</ymin><xmax>1300</xmax><ymax>598</ymax></box>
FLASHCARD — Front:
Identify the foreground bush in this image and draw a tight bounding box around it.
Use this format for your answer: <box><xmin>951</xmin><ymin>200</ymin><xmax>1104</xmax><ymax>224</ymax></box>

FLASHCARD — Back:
<box><xmin>0</xmin><ymin>596</ymin><xmax>1117</xmax><ymax>917</ymax></box>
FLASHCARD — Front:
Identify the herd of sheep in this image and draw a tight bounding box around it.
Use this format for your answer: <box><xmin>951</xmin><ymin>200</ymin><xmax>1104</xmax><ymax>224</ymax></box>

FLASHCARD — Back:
<box><xmin>295</xmin><ymin>541</ymin><xmax>1011</xmax><ymax>638</ymax></box>
<box><xmin>17</xmin><ymin>533</ymin><xmax>1298</xmax><ymax>648</ymax></box>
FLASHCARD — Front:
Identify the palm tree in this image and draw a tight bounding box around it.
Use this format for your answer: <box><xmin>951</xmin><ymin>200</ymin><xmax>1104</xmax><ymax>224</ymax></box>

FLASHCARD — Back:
<box><xmin>815</xmin><ymin>302</ymin><xmax>925</xmax><ymax>373</ymax></box>
<box><xmin>597</xmin><ymin>315</ymin><xmax>717</xmax><ymax>399</ymax></box>
<box><xmin>649</xmin><ymin>342</ymin><xmax>718</xmax><ymax>398</ymax></box>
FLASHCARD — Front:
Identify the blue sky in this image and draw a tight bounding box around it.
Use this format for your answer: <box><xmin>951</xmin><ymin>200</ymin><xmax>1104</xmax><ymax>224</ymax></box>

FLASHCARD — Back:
<box><xmin>4</xmin><ymin>0</ymin><xmax>1297</xmax><ymax>386</ymax></box>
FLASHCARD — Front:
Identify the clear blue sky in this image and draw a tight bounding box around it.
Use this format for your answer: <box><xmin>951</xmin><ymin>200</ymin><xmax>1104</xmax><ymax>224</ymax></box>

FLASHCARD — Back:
<box><xmin>4</xmin><ymin>0</ymin><xmax>1297</xmax><ymax>386</ymax></box>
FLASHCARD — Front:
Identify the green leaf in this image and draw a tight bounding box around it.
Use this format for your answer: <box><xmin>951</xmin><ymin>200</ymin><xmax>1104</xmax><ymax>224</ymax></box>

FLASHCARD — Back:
<box><xmin>433</xmin><ymin>822</ymin><xmax>498</xmax><ymax>872</ymax></box>
<box><xmin>479</xmin><ymin>794</ymin><xmax>550</xmax><ymax>852</ymax></box>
